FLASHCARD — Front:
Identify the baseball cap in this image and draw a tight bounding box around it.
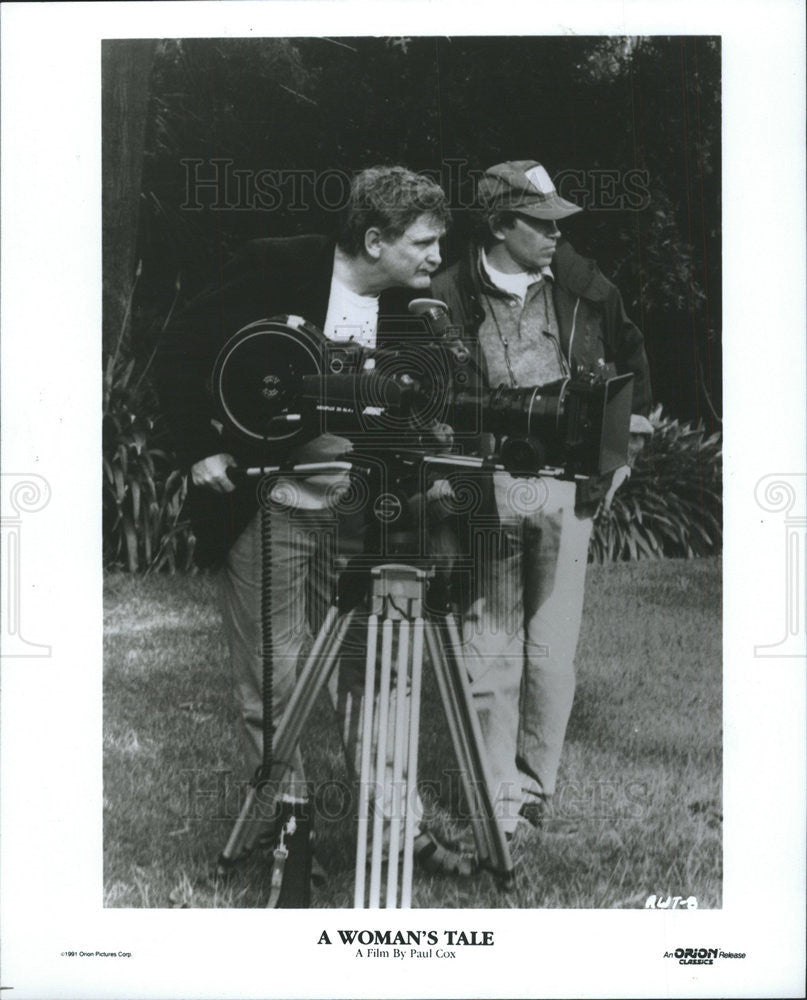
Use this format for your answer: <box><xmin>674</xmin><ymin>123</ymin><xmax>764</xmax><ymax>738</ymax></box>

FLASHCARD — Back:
<box><xmin>478</xmin><ymin>160</ymin><xmax>582</xmax><ymax>220</ymax></box>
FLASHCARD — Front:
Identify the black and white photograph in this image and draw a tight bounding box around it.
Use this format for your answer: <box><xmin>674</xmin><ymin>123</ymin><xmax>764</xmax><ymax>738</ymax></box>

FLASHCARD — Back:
<box><xmin>101</xmin><ymin>34</ymin><xmax>722</xmax><ymax>911</ymax></box>
<box><xmin>1</xmin><ymin>2</ymin><xmax>805</xmax><ymax>998</ymax></box>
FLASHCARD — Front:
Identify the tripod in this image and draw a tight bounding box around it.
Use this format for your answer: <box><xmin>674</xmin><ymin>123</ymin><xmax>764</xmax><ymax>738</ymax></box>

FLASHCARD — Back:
<box><xmin>218</xmin><ymin>457</ymin><xmax>514</xmax><ymax>908</ymax></box>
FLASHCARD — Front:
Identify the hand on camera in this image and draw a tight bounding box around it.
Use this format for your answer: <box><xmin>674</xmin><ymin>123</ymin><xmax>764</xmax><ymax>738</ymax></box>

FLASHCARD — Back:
<box><xmin>627</xmin><ymin>431</ymin><xmax>647</xmax><ymax>467</ymax></box>
<box><xmin>426</xmin><ymin>478</ymin><xmax>456</xmax><ymax>505</ymax></box>
<box><xmin>603</xmin><ymin>465</ymin><xmax>631</xmax><ymax>512</ymax></box>
<box><xmin>407</xmin><ymin>478</ymin><xmax>456</xmax><ymax>524</ymax></box>
<box><xmin>191</xmin><ymin>453</ymin><xmax>237</xmax><ymax>493</ymax></box>
<box><xmin>423</xmin><ymin>422</ymin><xmax>454</xmax><ymax>449</ymax></box>
<box><xmin>600</xmin><ymin>421</ymin><xmax>652</xmax><ymax>513</ymax></box>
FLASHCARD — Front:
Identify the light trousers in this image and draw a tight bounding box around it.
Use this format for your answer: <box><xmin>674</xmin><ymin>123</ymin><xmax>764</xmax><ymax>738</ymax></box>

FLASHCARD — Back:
<box><xmin>218</xmin><ymin>500</ymin><xmax>421</xmax><ymax>825</ymax></box>
<box><xmin>460</xmin><ymin>475</ymin><xmax>592</xmax><ymax>833</ymax></box>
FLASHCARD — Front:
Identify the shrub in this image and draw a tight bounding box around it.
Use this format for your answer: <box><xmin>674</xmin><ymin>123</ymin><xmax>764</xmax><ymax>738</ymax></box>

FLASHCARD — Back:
<box><xmin>589</xmin><ymin>405</ymin><xmax>722</xmax><ymax>562</ymax></box>
<box><xmin>103</xmin><ymin>347</ymin><xmax>193</xmax><ymax>573</ymax></box>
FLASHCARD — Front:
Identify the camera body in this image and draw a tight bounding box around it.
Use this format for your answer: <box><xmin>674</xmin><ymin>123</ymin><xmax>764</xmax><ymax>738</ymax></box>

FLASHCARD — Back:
<box><xmin>211</xmin><ymin>307</ymin><xmax>633</xmax><ymax>479</ymax></box>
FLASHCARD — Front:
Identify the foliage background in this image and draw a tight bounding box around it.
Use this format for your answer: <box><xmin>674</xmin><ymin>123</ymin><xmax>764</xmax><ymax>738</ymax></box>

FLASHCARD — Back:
<box><xmin>103</xmin><ymin>35</ymin><xmax>722</xmax><ymax>571</ymax></box>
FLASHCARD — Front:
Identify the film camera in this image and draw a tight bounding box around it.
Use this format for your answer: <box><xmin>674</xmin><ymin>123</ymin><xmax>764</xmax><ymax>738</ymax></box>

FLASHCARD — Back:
<box><xmin>211</xmin><ymin>300</ymin><xmax>633</xmax><ymax>478</ymax></box>
<box><xmin>212</xmin><ymin>302</ymin><xmax>634</xmax><ymax>905</ymax></box>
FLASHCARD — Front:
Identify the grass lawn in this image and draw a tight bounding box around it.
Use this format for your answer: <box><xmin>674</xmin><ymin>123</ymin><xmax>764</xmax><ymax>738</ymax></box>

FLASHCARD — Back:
<box><xmin>104</xmin><ymin>557</ymin><xmax>721</xmax><ymax>909</ymax></box>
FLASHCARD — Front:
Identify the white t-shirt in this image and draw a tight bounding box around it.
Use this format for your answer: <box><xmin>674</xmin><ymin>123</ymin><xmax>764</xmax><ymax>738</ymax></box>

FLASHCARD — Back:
<box><xmin>272</xmin><ymin>269</ymin><xmax>379</xmax><ymax>510</ymax></box>
<box><xmin>481</xmin><ymin>247</ymin><xmax>552</xmax><ymax>301</ymax></box>
<box><xmin>322</xmin><ymin>272</ymin><xmax>380</xmax><ymax>348</ymax></box>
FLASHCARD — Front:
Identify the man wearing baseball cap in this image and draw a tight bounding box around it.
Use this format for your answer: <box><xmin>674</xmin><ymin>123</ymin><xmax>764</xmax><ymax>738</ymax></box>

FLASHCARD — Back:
<box><xmin>432</xmin><ymin>159</ymin><xmax>652</xmax><ymax>838</ymax></box>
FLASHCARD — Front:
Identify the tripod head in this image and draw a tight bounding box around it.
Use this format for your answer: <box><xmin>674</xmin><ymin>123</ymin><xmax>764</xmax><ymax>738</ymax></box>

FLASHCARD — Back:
<box><xmin>231</xmin><ymin>450</ymin><xmax>498</xmax><ymax>613</ymax></box>
<box><xmin>233</xmin><ymin>450</ymin><xmax>491</xmax><ymax>549</ymax></box>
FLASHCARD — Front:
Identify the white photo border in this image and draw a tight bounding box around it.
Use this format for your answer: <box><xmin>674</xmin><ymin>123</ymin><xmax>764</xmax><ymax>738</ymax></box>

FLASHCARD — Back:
<box><xmin>1</xmin><ymin>2</ymin><xmax>805</xmax><ymax>998</ymax></box>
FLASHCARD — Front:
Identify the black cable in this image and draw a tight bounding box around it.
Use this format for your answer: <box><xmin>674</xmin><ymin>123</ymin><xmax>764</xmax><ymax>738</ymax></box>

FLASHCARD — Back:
<box><xmin>260</xmin><ymin>472</ymin><xmax>276</xmax><ymax>782</ymax></box>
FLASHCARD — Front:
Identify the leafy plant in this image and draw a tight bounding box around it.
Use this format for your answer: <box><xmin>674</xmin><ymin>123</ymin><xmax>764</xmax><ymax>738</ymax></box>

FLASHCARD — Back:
<box><xmin>103</xmin><ymin>277</ymin><xmax>193</xmax><ymax>573</ymax></box>
<box><xmin>103</xmin><ymin>351</ymin><xmax>193</xmax><ymax>572</ymax></box>
<box><xmin>590</xmin><ymin>405</ymin><xmax>722</xmax><ymax>562</ymax></box>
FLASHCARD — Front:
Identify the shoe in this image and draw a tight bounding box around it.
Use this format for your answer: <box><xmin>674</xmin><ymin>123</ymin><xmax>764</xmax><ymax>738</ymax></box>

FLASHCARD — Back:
<box><xmin>518</xmin><ymin>797</ymin><xmax>546</xmax><ymax>829</ymax></box>
<box><xmin>413</xmin><ymin>829</ymin><xmax>478</xmax><ymax>877</ymax></box>
<box><xmin>519</xmin><ymin>795</ymin><xmax>580</xmax><ymax>836</ymax></box>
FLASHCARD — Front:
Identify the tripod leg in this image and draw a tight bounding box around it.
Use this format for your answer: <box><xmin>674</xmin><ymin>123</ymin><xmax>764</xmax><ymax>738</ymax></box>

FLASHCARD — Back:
<box><xmin>219</xmin><ymin>606</ymin><xmax>354</xmax><ymax>866</ymax></box>
<box><xmin>400</xmin><ymin>617</ymin><xmax>424</xmax><ymax>908</ymax></box>
<box><xmin>385</xmin><ymin>618</ymin><xmax>411</xmax><ymax>908</ymax></box>
<box><xmin>444</xmin><ymin>613</ymin><xmax>513</xmax><ymax>880</ymax></box>
<box><xmin>368</xmin><ymin>619</ymin><xmax>394</xmax><ymax>907</ymax></box>
<box><xmin>273</xmin><ymin>607</ymin><xmax>354</xmax><ymax>758</ymax></box>
<box><xmin>354</xmin><ymin>564</ymin><xmax>492</xmax><ymax>907</ymax></box>
<box><xmin>354</xmin><ymin>614</ymin><xmax>425</xmax><ymax>908</ymax></box>
<box><xmin>425</xmin><ymin>618</ymin><xmax>514</xmax><ymax>883</ymax></box>
<box><xmin>353</xmin><ymin>612</ymin><xmax>380</xmax><ymax>908</ymax></box>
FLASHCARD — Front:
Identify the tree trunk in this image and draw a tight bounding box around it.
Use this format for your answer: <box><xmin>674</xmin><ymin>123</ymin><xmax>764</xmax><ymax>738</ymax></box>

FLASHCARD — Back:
<box><xmin>102</xmin><ymin>39</ymin><xmax>155</xmax><ymax>355</ymax></box>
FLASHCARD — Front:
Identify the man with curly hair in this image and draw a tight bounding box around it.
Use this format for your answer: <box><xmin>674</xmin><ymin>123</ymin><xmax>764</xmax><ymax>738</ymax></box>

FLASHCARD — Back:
<box><xmin>158</xmin><ymin>166</ymin><xmax>472</xmax><ymax>879</ymax></box>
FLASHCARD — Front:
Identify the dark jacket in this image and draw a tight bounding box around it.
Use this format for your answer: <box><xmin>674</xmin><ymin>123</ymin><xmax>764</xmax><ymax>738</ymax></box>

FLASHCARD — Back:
<box><xmin>431</xmin><ymin>239</ymin><xmax>652</xmax><ymax>416</ymax></box>
<box><xmin>156</xmin><ymin>234</ymin><xmax>416</xmax><ymax>566</ymax></box>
